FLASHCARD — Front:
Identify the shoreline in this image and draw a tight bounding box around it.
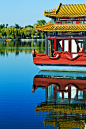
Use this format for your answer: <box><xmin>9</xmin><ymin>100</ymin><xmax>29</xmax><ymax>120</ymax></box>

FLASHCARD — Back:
<box><xmin>0</xmin><ymin>38</ymin><xmax>45</xmax><ymax>42</ymax></box>
<box><xmin>20</xmin><ymin>38</ymin><xmax>45</xmax><ymax>42</ymax></box>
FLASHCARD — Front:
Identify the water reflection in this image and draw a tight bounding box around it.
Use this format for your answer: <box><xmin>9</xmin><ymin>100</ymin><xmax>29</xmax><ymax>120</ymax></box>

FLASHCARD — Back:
<box><xmin>33</xmin><ymin>71</ymin><xmax>86</xmax><ymax>129</ymax></box>
<box><xmin>0</xmin><ymin>41</ymin><xmax>45</xmax><ymax>56</ymax></box>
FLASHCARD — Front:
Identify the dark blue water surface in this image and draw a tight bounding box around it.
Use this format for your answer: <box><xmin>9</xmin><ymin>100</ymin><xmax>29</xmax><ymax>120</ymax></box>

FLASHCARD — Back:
<box><xmin>0</xmin><ymin>52</ymin><xmax>46</xmax><ymax>129</ymax></box>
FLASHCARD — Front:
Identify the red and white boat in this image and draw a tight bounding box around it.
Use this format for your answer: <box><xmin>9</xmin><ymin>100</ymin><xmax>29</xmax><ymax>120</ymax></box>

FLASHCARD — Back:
<box><xmin>32</xmin><ymin>3</ymin><xmax>86</xmax><ymax>72</ymax></box>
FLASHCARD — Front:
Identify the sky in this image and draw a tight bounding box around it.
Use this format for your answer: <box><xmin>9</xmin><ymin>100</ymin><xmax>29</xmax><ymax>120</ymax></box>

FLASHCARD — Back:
<box><xmin>0</xmin><ymin>0</ymin><xmax>86</xmax><ymax>27</ymax></box>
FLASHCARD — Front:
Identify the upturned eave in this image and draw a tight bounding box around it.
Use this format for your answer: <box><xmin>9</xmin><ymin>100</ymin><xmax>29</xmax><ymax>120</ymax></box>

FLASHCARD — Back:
<box><xmin>35</xmin><ymin>23</ymin><xmax>86</xmax><ymax>32</ymax></box>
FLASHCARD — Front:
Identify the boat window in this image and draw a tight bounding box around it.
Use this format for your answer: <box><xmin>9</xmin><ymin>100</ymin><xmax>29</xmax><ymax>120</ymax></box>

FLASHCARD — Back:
<box><xmin>78</xmin><ymin>39</ymin><xmax>83</xmax><ymax>52</ymax></box>
<box><xmin>84</xmin><ymin>21</ymin><xmax>86</xmax><ymax>24</ymax></box>
<box><xmin>48</xmin><ymin>85</ymin><xmax>54</xmax><ymax>99</ymax></box>
<box><xmin>56</xmin><ymin>21</ymin><xmax>60</xmax><ymax>24</ymax></box>
<box><xmin>56</xmin><ymin>92</ymin><xmax>62</xmax><ymax>99</ymax></box>
<box><xmin>61</xmin><ymin>21</ymin><xmax>65</xmax><ymax>24</ymax></box>
<box><xmin>79</xmin><ymin>21</ymin><xmax>83</xmax><ymax>24</ymax></box>
<box><xmin>57</xmin><ymin>39</ymin><xmax>62</xmax><ymax>51</ymax></box>
<box><xmin>64</xmin><ymin>92</ymin><xmax>68</xmax><ymax>99</ymax></box>
<box><xmin>56</xmin><ymin>86</ymin><xmax>62</xmax><ymax>99</ymax></box>
<box><xmin>71</xmin><ymin>86</ymin><xmax>76</xmax><ymax>99</ymax></box>
<box><xmin>72</xmin><ymin>21</ymin><xmax>76</xmax><ymax>24</ymax></box>
<box><xmin>64</xmin><ymin>86</ymin><xmax>68</xmax><ymax>99</ymax></box>
<box><xmin>51</xmin><ymin>40</ymin><xmax>54</xmax><ymax>54</ymax></box>
<box><xmin>71</xmin><ymin>39</ymin><xmax>77</xmax><ymax>53</ymax></box>
<box><xmin>48</xmin><ymin>40</ymin><xmax>54</xmax><ymax>57</ymax></box>
<box><xmin>64</xmin><ymin>40</ymin><xmax>69</xmax><ymax>51</ymax></box>
<box><xmin>78</xmin><ymin>91</ymin><xmax>83</xmax><ymax>99</ymax></box>
<box><xmin>68</xmin><ymin>21</ymin><xmax>71</xmax><ymax>24</ymax></box>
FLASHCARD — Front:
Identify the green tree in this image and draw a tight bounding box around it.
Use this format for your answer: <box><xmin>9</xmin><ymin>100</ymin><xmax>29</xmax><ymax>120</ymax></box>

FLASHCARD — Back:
<box><xmin>6</xmin><ymin>28</ymin><xmax>10</xmax><ymax>38</ymax></box>
<box><xmin>36</xmin><ymin>20</ymin><xmax>46</xmax><ymax>26</ymax></box>
<box><xmin>31</xmin><ymin>27</ymin><xmax>36</xmax><ymax>38</ymax></box>
<box><xmin>27</xmin><ymin>25</ymin><xmax>33</xmax><ymax>29</ymax></box>
<box><xmin>15</xmin><ymin>24</ymin><xmax>20</xmax><ymax>28</ymax></box>
<box><xmin>6</xmin><ymin>24</ymin><xmax>8</xmax><ymax>28</ymax></box>
<box><xmin>0</xmin><ymin>33</ymin><xmax>2</xmax><ymax>37</ymax></box>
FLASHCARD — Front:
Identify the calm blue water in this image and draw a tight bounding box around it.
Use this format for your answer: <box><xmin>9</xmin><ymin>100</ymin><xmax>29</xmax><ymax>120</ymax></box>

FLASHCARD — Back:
<box><xmin>0</xmin><ymin>42</ymin><xmax>86</xmax><ymax>129</ymax></box>
<box><xmin>0</xmin><ymin>52</ymin><xmax>47</xmax><ymax>129</ymax></box>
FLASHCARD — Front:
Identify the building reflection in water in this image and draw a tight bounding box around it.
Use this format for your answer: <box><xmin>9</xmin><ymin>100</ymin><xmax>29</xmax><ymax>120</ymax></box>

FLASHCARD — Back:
<box><xmin>33</xmin><ymin>71</ymin><xmax>86</xmax><ymax>129</ymax></box>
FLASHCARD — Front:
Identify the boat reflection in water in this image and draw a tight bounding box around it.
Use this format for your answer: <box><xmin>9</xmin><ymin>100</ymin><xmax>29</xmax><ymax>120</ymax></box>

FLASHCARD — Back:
<box><xmin>33</xmin><ymin>71</ymin><xmax>86</xmax><ymax>129</ymax></box>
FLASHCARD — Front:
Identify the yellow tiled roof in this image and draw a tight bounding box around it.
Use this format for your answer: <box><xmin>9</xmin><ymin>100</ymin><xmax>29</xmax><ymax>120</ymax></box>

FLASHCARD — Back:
<box><xmin>35</xmin><ymin>22</ymin><xmax>86</xmax><ymax>32</ymax></box>
<box><xmin>44</xmin><ymin>3</ymin><xmax>86</xmax><ymax>18</ymax></box>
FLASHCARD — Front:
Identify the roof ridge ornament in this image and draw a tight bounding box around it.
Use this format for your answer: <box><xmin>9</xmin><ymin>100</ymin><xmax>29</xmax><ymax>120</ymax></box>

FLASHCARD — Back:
<box><xmin>56</xmin><ymin>3</ymin><xmax>62</xmax><ymax>14</ymax></box>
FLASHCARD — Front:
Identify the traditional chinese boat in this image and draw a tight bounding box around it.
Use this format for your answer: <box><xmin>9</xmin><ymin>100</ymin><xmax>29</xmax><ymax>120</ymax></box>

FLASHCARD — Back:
<box><xmin>32</xmin><ymin>3</ymin><xmax>86</xmax><ymax>72</ymax></box>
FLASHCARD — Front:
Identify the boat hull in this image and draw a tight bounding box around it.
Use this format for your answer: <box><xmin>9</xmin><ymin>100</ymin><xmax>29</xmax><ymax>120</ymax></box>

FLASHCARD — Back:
<box><xmin>32</xmin><ymin>49</ymin><xmax>86</xmax><ymax>72</ymax></box>
<box><xmin>36</xmin><ymin>64</ymin><xmax>86</xmax><ymax>72</ymax></box>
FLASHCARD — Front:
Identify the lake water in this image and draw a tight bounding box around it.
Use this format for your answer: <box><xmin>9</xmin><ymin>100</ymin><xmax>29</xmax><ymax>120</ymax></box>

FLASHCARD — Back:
<box><xmin>0</xmin><ymin>41</ymin><xmax>86</xmax><ymax>129</ymax></box>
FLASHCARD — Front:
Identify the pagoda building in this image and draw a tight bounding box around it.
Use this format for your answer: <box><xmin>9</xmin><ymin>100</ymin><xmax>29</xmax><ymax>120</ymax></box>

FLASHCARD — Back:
<box><xmin>35</xmin><ymin>3</ymin><xmax>86</xmax><ymax>56</ymax></box>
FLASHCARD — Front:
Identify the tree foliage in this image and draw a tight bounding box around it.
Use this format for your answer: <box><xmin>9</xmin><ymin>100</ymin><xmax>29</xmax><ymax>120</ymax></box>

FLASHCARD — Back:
<box><xmin>0</xmin><ymin>20</ymin><xmax>46</xmax><ymax>39</ymax></box>
<box><xmin>36</xmin><ymin>20</ymin><xmax>46</xmax><ymax>26</ymax></box>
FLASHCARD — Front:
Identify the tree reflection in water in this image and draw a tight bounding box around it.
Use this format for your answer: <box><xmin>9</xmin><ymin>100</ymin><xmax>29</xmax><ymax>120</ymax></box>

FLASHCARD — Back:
<box><xmin>0</xmin><ymin>41</ymin><xmax>45</xmax><ymax>56</ymax></box>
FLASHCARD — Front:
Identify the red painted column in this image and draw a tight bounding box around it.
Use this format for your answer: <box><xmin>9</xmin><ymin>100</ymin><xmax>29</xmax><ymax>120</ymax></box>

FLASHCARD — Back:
<box><xmin>85</xmin><ymin>39</ymin><xmax>86</xmax><ymax>54</ymax></box>
<box><xmin>68</xmin><ymin>86</ymin><xmax>71</xmax><ymax>100</ymax></box>
<box><xmin>83</xmin><ymin>39</ymin><xmax>85</xmax><ymax>53</ymax></box>
<box><xmin>47</xmin><ymin>38</ymin><xmax>48</xmax><ymax>55</ymax></box>
<box><xmin>69</xmin><ymin>39</ymin><xmax>71</xmax><ymax>53</ymax></box>
<box><xmin>76</xmin><ymin>88</ymin><xmax>78</xmax><ymax>100</ymax></box>
<box><xmin>62</xmin><ymin>39</ymin><xmax>64</xmax><ymax>51</ymax></box>
<box><xmin>77</xmin><ymin>39</ymin><xmax>78</xmax><ymax>53</ymax></box>
<box><xmin>82</xmin><ymin>114</ymin><xmax>83</xmax><ymax>117</ymax></box>
<box><xmin>85</xmin><ymin>90</ymin><xmax>86</xmax><ymax>100</ymax></box>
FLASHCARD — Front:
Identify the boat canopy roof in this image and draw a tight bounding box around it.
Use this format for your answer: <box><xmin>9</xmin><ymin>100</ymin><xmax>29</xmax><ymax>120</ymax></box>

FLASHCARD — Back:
<box><xmin>44</xmin><ymin>3</ymin><xmax>86</xmax><ymax>18</ymax></box>
<box><xmin>35</xmin><ymin>23</ymin><xmax>86</xmax><ymax>32</ymax></box>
